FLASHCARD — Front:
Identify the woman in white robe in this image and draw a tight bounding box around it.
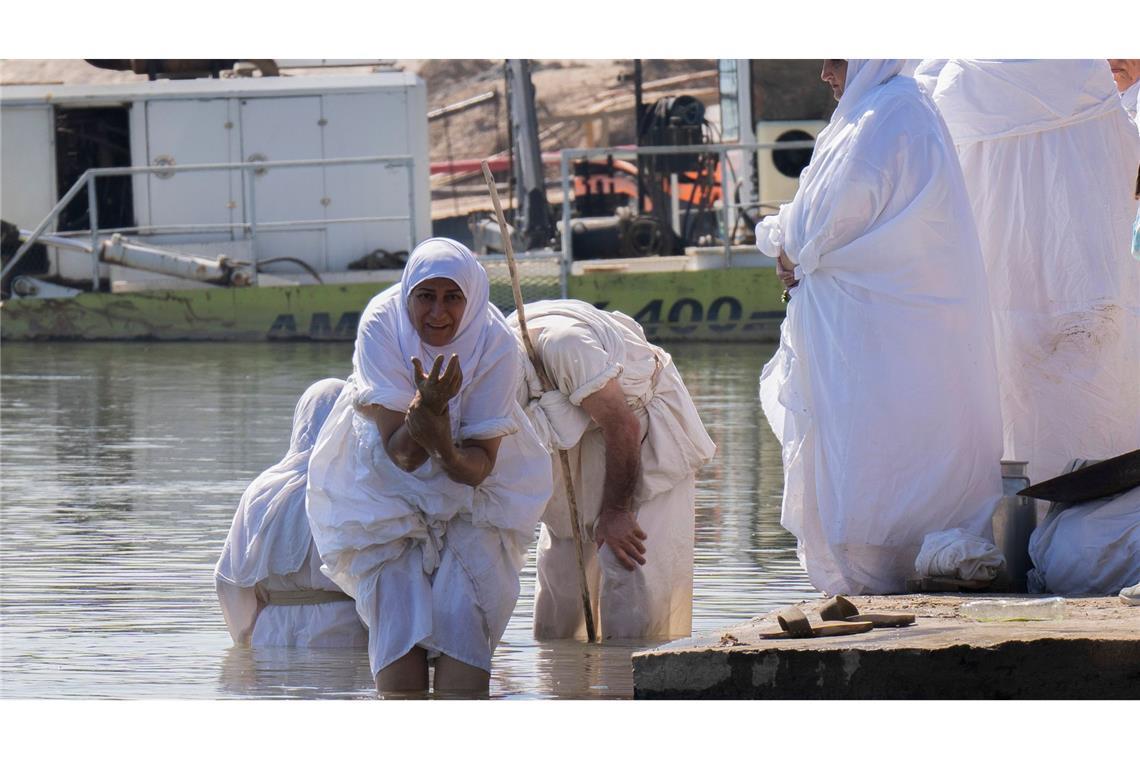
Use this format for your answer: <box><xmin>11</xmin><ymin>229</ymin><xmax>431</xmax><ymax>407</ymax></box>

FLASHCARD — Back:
<box><xmin>756</xmin><ymin>60</ymin><xmax>1005</xmax><ymax>595</ymax></box>
<box><xmin>215</xmin><ymin>378</ymin><xmax>367</xmax><ymax>648</ymax></box>
<box><xmin>306</xmin><ymin>238</ymin><xmax>552</xmax><ymax>695</ymax></box>
<box><xmin>914</xmin><ymin>59</ymin><xmax>1140</xmax><ymax>483</ymax></box>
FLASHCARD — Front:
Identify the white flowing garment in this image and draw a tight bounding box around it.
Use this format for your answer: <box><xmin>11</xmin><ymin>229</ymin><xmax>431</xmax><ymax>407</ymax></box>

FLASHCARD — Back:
<box><xmin>916</xmin><ymin>59</ymin><xmax>1140</xmax><ymax>483</ymax></box>
<box><xmin>215</xmin><ymin>378</ymin><xmax>367</xmax><ymax>647</ymax></box>
<box><xmin>508</xmin><ymin>300</ymin><xmax>716</xmax><ymax>639</ymax></box>
<box><xmin>756</xmin><ymin>60</ymin><xmax>1005</xmax><ymax>595</ymax></box>
<box><xmin>306</xmin><ymin>238</ymin><xmax>552</xmax><ymax>676</ymax></box>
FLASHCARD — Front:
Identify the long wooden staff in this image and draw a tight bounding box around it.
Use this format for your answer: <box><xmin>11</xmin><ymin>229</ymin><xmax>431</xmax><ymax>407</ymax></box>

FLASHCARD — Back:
<box><xmin>481</xmin><ymin>161</ymin><xmax>598</xmax><ymax>644</ymax></box>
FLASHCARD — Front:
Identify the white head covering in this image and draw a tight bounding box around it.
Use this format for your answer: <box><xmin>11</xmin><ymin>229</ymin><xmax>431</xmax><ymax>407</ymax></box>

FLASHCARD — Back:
<box><xmin>756</xmin><ymin>60</ymin><xmax>907</xmax><ymax>262</ymax></box>
<box><xmin>215</xmin><ymin>378</ymin><xmax>345</xmax><ymax>587</ymax></box>
<box><xmin>776</xmin><ymin>59</ymin><xmax>914</xmax><ymax>276</ymax></box>
<box><xmin>351</xmin><ymin>237</ymin><xmax>520</xmax><ymax>440</ymax></box>
<box><xmin>825</xmin><ymin>60</ymin><xmax>907</xmax><ymax>134</ymax></box>
<box><xmin>913</xmin><ymin>59</ymin><xmax>1124</xmax><ymax>146</ymax></box>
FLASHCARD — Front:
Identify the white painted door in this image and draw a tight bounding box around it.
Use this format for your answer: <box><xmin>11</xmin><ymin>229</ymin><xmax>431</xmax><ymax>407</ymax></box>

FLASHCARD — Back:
<box><xmin>320</xmin><ymin>91</ymin><xmax>415</xmax><ymax>269</ymax></box>
<box><xmin>239</xmin><ymin>96</ymin><xmax>326</xmax><ymax>274</ymax></box>
<box><xmin>145</xmin><ymin>98</ymin><xmax>236</xmax><ymax>235</ymax></box>
<box><xmin>1</xmin><ymin>106</ymin><xmax>57</xmax><ymax>229</ymax></box>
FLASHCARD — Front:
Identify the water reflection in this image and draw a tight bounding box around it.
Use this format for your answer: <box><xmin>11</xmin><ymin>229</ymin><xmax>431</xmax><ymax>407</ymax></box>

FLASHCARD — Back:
<box><xmin>218</xmin><ymin>646</ymin><xmax>374</xmax><ymax>700</ymax></box>
<box><xmin>0</xmin><ymin>341</ymin><xmax>814</xmax><ymax>699</ymax></box>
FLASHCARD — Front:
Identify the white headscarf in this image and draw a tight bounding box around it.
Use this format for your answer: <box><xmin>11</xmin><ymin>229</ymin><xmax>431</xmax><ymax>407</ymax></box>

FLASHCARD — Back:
<box><xmin>776</xmin><ymin>59</ymin><xmax>921</xmax><ymax>277</ymax></box>
<box><xmin>215</xmin><ymin>378</ymin><xmax>345</xmax><ymax>587</ymax></box>
<box><xmin>819</xmin><ymin>60</ymin><xmax>907</xmax><ymax>144</ymax></box>
<box><xmin>351</xmin><ymin>237</ymin><xmax>520</xmax><ymax>441</ymax></box>
<box><xmin>913</xmin><ymin>59</ymin><xmax>1124</xmax><ymax>145</ymax></box>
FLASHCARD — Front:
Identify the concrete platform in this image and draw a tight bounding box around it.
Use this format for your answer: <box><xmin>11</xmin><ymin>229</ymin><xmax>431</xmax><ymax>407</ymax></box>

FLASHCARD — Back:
<box><xmin>632</xmin><ymin>595</ymin><xmax>1140</xmax><ymax>699</ymax></box>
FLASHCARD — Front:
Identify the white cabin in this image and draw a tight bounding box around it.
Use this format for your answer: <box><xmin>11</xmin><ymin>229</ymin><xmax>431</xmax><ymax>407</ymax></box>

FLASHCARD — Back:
<box><xmin>1</xmin><ymin>72</ymin><xmax>430</xmax><ymax>286</ymax></box>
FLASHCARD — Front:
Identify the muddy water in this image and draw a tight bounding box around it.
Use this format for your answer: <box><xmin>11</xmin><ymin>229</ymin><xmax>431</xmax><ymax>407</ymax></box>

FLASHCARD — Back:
<box><xmin>0</xmin><ymin>341</ymin><xmax>814</xmax><ymax>699</ymax></box>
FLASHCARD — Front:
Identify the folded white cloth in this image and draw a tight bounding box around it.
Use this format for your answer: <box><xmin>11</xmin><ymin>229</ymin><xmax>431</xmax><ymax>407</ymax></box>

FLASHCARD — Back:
<box><xmin>915</xmin><ymin>528</ymin><xmax>1006</xmax><ymax>581</ymax></box>
<box><xmin>1120</xmin><ymin>584</ymin><xmax>1140</xmax><ymax>606</ymax></box>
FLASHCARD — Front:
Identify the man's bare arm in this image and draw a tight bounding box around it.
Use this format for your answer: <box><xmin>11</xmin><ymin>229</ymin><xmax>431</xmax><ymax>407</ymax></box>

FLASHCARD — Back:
<box><xmin>579</xmin><ymin>377</ymin><xmax>647</xmax><ymax>570</ymax></box>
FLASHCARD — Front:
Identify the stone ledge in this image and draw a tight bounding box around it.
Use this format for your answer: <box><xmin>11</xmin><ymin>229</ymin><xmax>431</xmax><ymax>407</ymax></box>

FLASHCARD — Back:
<box><xmin>632</xmin><ymin>595</ymin><xmax>1140</xmax><ymax>699</ymax></box>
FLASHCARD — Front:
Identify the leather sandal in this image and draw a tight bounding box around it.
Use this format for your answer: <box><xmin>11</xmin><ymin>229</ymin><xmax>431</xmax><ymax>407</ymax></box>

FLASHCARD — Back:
<box><xmin>760</xmin><ymin>605</ymin><xmax>874</xmax><ymax>639</ymax></box>
<box><xmin>820</xmin><ymin>595</ymin><xmax>915</xmax><ymax>628</ymax></box>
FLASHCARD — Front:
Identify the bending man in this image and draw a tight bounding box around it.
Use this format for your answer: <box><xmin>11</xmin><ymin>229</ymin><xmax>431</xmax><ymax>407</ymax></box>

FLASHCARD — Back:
<box><xmin>756</xmin><ymin>60</ymin><xmax>1005</xmax><ymax>595</ymax></box>
<box><xmin>508</xmin><ymin>299</ymin><xmax>715</xmax><ymax>640</ymax></box>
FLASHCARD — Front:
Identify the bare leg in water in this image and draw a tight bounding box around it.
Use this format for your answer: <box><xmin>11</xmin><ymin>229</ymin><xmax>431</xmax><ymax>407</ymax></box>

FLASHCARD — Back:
<box><xmin>433</xmin><ymin>655</ymin><xmax>489</xmax><ymax>697</ymax></box>
<box><xmin>376</xmin><ymin>647</ymin><xmax>428</xmax><ymax>697</ymax></box>
<box><xmin>376</xmin><ymin>648</ymin><xmax>488</xmax><ymax>697</ymax></box>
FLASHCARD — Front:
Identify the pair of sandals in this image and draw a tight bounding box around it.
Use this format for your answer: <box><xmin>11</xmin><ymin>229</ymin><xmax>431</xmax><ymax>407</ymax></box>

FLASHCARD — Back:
<box><xmin>762</xmin><ymin>596</ymin><xmax>915</xmax><ymax>639</ymax></box>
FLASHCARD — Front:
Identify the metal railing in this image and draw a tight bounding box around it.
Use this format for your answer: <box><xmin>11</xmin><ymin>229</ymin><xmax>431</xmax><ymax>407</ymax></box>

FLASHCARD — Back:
<box><xmin>2</xmin><ymin>155</ymin><xmax>417</xmax><ymax>289</ymax></box>
<box><xmin>556</xmin><ymin>140</ymin><xmax>815</xmax><ymax>270</ymax></box>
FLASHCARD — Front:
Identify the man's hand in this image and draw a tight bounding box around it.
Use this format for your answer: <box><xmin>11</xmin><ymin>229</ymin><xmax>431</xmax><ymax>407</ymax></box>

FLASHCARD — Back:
<box><xmin>595</xmin><ymin>508</ymin><xmax>647</xmax><ymax>571</ymax></box>
<box><xmin>776</xmin><ymin>252</ymin><xmax>799</xmax><ymax>290</ymax></box>
<box><xmin>410</xmin><ymin>354</ymin><xmax>462</xmax><ymax>415</ymax></box>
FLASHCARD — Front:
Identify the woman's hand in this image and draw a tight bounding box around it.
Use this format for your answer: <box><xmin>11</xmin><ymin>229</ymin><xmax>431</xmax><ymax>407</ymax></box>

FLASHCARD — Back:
<box><xmin>410</xmin><ymin>354</ymin><xmax>462</xmax><ymax>415</ymax></box>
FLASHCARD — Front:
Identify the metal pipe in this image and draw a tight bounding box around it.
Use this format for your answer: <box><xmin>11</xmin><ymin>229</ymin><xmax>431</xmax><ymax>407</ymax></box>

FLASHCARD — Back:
<box><xmin>48</xmin><ymin>216</ymin><xmax>411</xmax><ymax>237</ymax></box>
<box><xmin>559</xmin><ymin>151</ymin><xmax>572</xmax><ymax>297</ymax></box>
<box><xmin>101</xmin><ymin>235</ymin><xmax>242</xmax><ymax>284</ymax></box>
<box><xmin>246</xmin><ymin>167</ymin><xmax>259</xmax><ymax>286</ymax></box>
<box><xmin>1</xmin><ymin>170</ymin><xmax>93</xmax><ymax>280</ymax></box>
<box><xmin>83</xmin><ymin>155</ymin><xmax>414</xmax><ymax>177</ymax></box>
<box><xmin>87</xmin><ymin>175</ymin><xmax>100</xmax><ymax>291</ymax></box>
<box><xmin>407</xmin><ymin>165</ymin><xmax>417</xmax><ymax>253</ymax></box>
<box><xmin>427</xmin><ymin>91</ymin><xmax>497</xmax><ymax>121</ymax></box>
<box><xmin>17</xmin><ymin>230</ymin><xmax>94</xmax><ymax>253</ymax></box>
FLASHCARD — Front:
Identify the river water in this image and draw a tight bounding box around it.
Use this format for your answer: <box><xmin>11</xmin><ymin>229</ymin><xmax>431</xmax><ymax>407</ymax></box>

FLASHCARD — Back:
<box><xmin>0</xmin><ymin>340</ymin><xmax>815</xmax><ymax>699</ymax></box>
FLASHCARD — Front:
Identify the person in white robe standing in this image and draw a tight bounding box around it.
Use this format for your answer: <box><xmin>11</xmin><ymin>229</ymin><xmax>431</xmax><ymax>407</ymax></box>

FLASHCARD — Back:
<box><xmin>215</xmin><ymin>378</ymin><xmax>367</xmax><ymax>648</ymax></box>
<box><xmin>915</xmin><ymin>59</ymin><xmax>1140</xmax><ymax>483</ymax></box>
<box><xmin>1107</xmin><ymin>59</ymin><xmax>1140</xmax><ymax>258</ymax></box>
<box><xmin>306</xmin><ymin>238</ymin><xmax>552</xmax><ymax>696</ymax></box>
<box><xmin>1109</xmin><ymin>59</ymin><xmax>1140</xmax><ymax>123</ymax></box>
<box><xmin>507</xmin><ymin>300</ymin><xmax>715</xmax><ymax>640</ymax></box>
<box><xmin>756</xmin><ymin>59</ymin><xmax>1005</xmax><ymax>596</ymax></box>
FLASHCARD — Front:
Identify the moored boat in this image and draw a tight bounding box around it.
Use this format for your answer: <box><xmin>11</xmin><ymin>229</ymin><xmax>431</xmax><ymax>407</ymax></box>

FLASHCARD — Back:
<box><xmin>1</xmin><ymin>59</ymin><xmax>807</xmax><ymax>342</ymax></box>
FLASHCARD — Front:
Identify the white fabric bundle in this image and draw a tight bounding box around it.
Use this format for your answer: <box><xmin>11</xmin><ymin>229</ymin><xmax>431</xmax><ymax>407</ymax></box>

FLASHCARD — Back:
<box><xmin>915</xmin><ymin>528</ymin><xmax>1006</xmax><ymax>582</ymax></box>
<box><xmin>215</xmin><ymin>378</ymin><xmax>366</xmax><ymax>647</ymax></box>
<box><xmin>306</xmin><ymin>238</ymin><xmax>552</xmax><ymax>675</ymax></box>
<box><xmin>757</xmin><ymin>59</ymin><xmax>1005</xmax><ymax>595</ymax></box>
<box><xmin>1027</xmin><ymin>466</ymin><xmax>1140</xmax><ymax>596</ymax></box>
<box><xmin>916</xmin><ymin>59</ymin><xmax>1140</xmax><ymax>483</ymax></box>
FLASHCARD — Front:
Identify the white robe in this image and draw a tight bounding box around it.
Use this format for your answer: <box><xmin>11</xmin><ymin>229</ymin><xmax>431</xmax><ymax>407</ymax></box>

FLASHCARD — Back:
<box><xmin>756</xmin><ymin>60</ymin><xmax>1005</xmax><ymax>596</ymax></box>
<box><xmin>917</xmin><ymin>59</ymin><xmax>1140</xmax><ymax>483</ymax></box>
<box><xmin>508</xmin><ymin>300</ymin><xmax>716</xmax><ymax>639</ymax></box>
<box><xmin>215</xmin><ymin>378</ymin><xmax>367</xmax><ymax>648</ymax></box>
<box><xmin>306</xmin><ymin>239</ymin><xmax>552</xmax><ymax>676</ymax></box>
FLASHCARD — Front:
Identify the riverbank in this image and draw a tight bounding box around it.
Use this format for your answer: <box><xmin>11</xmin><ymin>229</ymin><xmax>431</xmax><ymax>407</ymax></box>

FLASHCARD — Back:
<box><xmin>632</xmin><ymin>594</ymin><xmax>1140</xmax><ymax>698</ymax></box>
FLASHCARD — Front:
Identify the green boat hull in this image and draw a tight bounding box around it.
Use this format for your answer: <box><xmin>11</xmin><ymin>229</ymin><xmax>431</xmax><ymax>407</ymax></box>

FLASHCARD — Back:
<box><xmin>1</xmin><ymin>266</ymin><xmax>785</xmax><ymax>342</ymax></box>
